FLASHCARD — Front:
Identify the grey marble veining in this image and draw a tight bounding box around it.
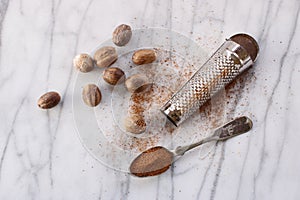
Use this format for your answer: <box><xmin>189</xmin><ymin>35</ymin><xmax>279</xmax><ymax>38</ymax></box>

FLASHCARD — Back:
<box><xmin>0</xmin><ymin>0</ymin><xmax>300</xmax><ymax>199</ymax></box>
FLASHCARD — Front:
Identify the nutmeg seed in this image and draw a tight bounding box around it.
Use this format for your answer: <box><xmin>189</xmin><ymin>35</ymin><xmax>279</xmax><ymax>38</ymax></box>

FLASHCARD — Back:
<box><xmin>94</xmin><ymin>46</ymin><xmax>118</xmax><ymax>68</ymax></box>
<box><xmin>132</xmin><ymin>49</ymin><xmax>156</xmax><ymax>65</ymax></box>
<box><xmin>103</xmin><ymin>67</ymin><xmax>125</xmax><ymax>85</ymax></box>
<box><xmin>82</xmin><ymin>84</ymin><xmax>102</xmax><ymax>107</ymax></box>
<box><xmin>38</xmin><ymin>91</ymin><xmax>61</xmax><ymax>109</ymax></box>
<box><xmin>112</xmin><ymin>24</ymin><xmax>132</xmax><ymax>46</ymax></box>
<box><xmin>124</xmin><ymin>114</ymin><xmax>146</xmax><ymax>134</ymax></box>
<box><xmin>125</xmin><ymin>74</ymin><xmax>152</xmax><ymax>93</ymax></box>
<box><xmin>73</xmin><ymin>53</ymin><xmax>94</xmax><ymax>73</ymax></box>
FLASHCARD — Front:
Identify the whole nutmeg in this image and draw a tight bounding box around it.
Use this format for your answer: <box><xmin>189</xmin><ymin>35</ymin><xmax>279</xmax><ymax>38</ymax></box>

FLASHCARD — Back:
<box><xmin>124</xmin><ymin>114</ymin><xmax>146</xmax><ymax>134</ymax></box>
<box><xmin>103</xmin><ymin>67</ymin><xmax>125</xmax><ymax>85</ymax></box>
<box><xmin>73</xmin><ymin>53</ymin><xmax>94</xmax><ymax>73</ymax></box>
<box><xmin>125</xmin><ymin>74</ymin><xmax>152</xmax><ymax>93</ymax></box>
<box><xmin>94</xmin><ymin>46</ymin><xmax>118</xmax><ymax>68</ymax></box>
<box><xmin>112</xmin><ymin>24</ymin><xmax>132</xmax><ymax>46</ymax></box>
<box><xmin>132</xmin><ymin>49</ymin><xmax>156</xmax><ymax>65</ymax></box>
<box><xmin>82</xmin><ymin>84</ymin><xmax>102</xmax><ymax>107</ymax></box>
<box><xmin>38</xmin><ymin>91</ymin><xmax>61</xmax><ymax>109</ymax></box>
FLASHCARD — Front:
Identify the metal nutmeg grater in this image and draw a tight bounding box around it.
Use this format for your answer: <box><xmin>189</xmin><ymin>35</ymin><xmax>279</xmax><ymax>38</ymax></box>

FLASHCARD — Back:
<box><xmin>161</xmin><ymin>33</ymin><xmax>259</xmax><ymax>127</ymax></box>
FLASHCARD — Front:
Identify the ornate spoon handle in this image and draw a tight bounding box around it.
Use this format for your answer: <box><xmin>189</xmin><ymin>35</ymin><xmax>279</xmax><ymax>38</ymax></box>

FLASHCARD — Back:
<box><xmin>174</xmin><ymin>116</ymin><xmax>253</xmax><ymax>156</ymax></box>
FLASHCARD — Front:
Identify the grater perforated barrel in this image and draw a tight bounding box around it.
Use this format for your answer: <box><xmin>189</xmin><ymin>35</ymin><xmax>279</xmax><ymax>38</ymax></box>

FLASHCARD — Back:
<box><xmin>161</xmin><ymin>33</ymin><xmax>259</xmax><ymax>126</ymax></box>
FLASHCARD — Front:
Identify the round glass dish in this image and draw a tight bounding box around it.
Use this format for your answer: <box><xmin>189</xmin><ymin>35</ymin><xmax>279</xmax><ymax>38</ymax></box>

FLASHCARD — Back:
<box><xmin>73</xmin><ymin>28</ymin><xmax>219</xmax><ymax>173</ymax></box>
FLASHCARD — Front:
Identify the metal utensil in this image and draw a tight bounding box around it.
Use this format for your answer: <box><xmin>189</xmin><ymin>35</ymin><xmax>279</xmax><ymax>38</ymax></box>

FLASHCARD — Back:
<box><xmin>130</xmin><ymin>116</ymin><xmax>253</xmax><ymax>177</ymax></box>
<box><xmin>161</xmin><ymin>34</ymin><xmax>259</xmax><ymax>126</ymax></box>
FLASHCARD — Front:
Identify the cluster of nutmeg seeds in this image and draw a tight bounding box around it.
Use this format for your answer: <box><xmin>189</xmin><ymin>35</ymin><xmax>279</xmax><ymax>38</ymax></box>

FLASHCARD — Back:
<box><xmin>37</xmin><ymin>24</ymin><xmax>157</xmax><ymax>134</ymax></box>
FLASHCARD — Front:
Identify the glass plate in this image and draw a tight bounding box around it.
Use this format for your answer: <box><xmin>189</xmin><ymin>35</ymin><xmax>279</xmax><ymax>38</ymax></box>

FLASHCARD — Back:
<box><xmin>73</xmin><ymin>28</ymin><xmax>220</xmax><ymax>173</ymax></box>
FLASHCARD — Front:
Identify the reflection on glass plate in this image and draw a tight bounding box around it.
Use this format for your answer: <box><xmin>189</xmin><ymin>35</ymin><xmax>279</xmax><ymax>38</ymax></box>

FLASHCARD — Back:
<box><xmin>73</xmin><ymin>28</ymin><xmax>223</xmax><ymax>173</ymax></box>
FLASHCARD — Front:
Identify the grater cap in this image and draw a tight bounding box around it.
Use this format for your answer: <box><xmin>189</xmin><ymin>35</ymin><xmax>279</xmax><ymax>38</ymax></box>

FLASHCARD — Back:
<box><xmin>230</xmin><ymin>33</ymin><xmax>259</xmax><ymax>62</ymax></box>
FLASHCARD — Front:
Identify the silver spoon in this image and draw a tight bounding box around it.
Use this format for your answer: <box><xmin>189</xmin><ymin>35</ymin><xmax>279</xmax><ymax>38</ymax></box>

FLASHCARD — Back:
<box><xmin>129</xmin><ymin>116</ymin><xmax>253</xmax><ymax>177</ymax></box>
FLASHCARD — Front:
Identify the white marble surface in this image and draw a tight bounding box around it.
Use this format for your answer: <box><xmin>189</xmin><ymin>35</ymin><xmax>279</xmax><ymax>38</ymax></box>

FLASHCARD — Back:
<box><xmin>1</xmin><ymin>0</ymin><xmax>300</xmax><ymax>199</ymax></box>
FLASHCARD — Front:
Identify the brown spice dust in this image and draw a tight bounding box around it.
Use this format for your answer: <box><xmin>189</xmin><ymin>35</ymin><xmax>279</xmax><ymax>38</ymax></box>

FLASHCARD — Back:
<box><xmin>129</xmin><ymin>146</ymin><xmax>173</xmax><ymax>177</ymax></box>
